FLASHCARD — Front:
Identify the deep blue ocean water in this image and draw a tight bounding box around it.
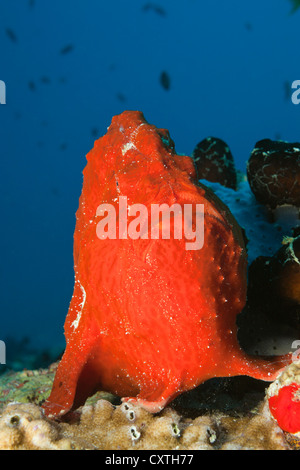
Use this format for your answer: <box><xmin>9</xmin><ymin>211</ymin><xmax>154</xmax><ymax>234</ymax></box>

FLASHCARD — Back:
<box><xmin>0</xmin><ymin>0</ymin><xmax>299</xmax><ymax>363</ymax></box>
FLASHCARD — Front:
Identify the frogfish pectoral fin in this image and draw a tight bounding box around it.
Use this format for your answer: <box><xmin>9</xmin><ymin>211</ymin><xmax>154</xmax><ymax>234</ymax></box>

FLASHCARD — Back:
<box><xmin>121</xmin><ymin>378</ymin><xmax>182</xmax><ymax>413</ymax></box>
<box><xmin>42</xmin><ymin>331</ymin><xmax>99</xmax><ymax>419</ymax></box>
<box><xmin>225</xmin><ymin>349</ymin><xmax>292</xmax><ymax>382</ymax></box>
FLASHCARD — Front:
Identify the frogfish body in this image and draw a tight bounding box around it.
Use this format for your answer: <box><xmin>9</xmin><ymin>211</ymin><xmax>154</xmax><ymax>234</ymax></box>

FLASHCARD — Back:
<box><xmin>43</xmin><ymin>111</ymin><xmax>291</xmax><ymax>418</ymax></box>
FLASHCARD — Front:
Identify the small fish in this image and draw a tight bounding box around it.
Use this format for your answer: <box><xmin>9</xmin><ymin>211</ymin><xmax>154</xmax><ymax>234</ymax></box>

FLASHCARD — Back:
<box><xmin>60</xmin><ymin>44</ymin><xmax>74</xmax><ymax>55</ymax></box>
<box><xmin>142</xmin><ymin>3</ymin><xmax>166</xmax><ymax>16</ymax></box>
<box><xmin>289</xmin><ymin>0</ymin><xmax>300</xmax><ymax>13</ymax></box>
<box><xmin>60</xmin><ymin>143</ymin><xmax>68</xmax><ymax>151</ymax></box>
<box><xmin>244</xmin><ymin>22</ymin><xmax>253</xmax><ymax>31</ymax></box>
<box><xmin>28</xmin><ymin>80</ymin><xmax>36</xmax><ymax>91</ymax></box>
<box><xmin>275</xmin><ymin>132</ymin><xmax>282</xmax><ymax>140</ymax></box>
<box><xmin>116</xmin><ymin>92</ymin><xmax>126</xmax><ymax>102</ymax></box>
<box><xmin>159</xmin><ymin>71</ymin><xmax>171</xmax><ymax>91</ymax></box>
<box><xmin>29</xmin><ymin>0</ymin><xmax>35</xmax><ymax>7</ymax></box>
<box><xmin>5</xmin><ymin>28</ymin><xmax>18</xmax><ymax>43</ymax></box>
<box><xmin>91</xmin><ymin>127</ymin><xmax>99</xmax><ymax>137</ymax></box>
<box><xmin>40</xmin><ymin>76</ymin><xmax>51</xmax><ymax>84</ymax></box>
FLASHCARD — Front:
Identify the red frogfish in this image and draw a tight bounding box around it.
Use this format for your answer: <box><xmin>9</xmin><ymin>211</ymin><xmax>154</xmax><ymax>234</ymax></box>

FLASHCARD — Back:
<box><xmin>43</xmin><ymin>111</ymin><xmax>291</xmax><ymax>418</ymax></box>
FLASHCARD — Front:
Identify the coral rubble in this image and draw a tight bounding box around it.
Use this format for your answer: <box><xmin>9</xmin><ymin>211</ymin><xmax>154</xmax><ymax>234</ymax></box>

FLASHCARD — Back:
<box><xmin>0</xmin><ymin>395</ymin><xmax>291</xmax><ymax>450</ymax></box>
<box><xmin>0</xmin><ymin>403</ymin><xmax>73</xmax><ymax>450</ymax></box>
<box><xmin>0</xmin><ymin>363</ymin><xmax>294</xmax><ymax>450</ymax></box>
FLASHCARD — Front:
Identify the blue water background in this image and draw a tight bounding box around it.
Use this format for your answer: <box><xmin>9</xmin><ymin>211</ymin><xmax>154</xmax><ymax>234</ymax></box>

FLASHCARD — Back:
<box><xmin>0</xmin><ymin>0</ymin><xmax>299</xmax><ymax>354</ymax></box>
